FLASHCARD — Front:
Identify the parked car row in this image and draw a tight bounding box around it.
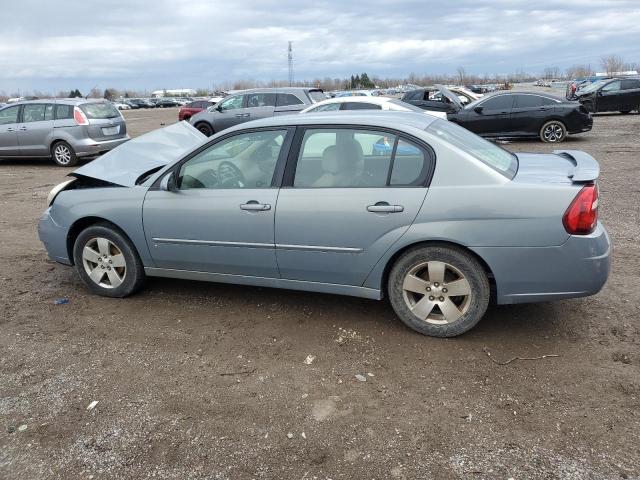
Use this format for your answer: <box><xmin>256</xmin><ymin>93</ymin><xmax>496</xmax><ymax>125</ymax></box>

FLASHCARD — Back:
<box><xmin>569</xmin><ymin>77</ymin><xmax>640</xmax><ymax>114</ymax></box>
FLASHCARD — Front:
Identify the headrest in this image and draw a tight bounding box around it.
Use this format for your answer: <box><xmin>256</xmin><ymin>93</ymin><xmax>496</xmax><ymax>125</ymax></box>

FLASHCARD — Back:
<box><xmin>321</xmin><ymin>140</ymin><xmax>363</xmax><ymax>174</ymax></box>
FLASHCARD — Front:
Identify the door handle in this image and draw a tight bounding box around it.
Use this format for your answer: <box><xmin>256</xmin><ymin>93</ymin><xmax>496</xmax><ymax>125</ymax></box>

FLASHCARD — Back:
<box><xmin>367</xmin><ymin>202</ymin><xmax>404</xmax><ymax>213</ymax></box>
<box><xmin>7</xmin><ymin>127</ymin><xmax>15</xmax><ymax>132</ymax></box>
<box><xmin>18</xmin><ymin>126</ymin><xmax>27</xmax><ymax>131</ymax></box>
<box><xmin>240</xmin><ymin>202</ymin><xmax>271</xmax><ymax>211</ymax></box>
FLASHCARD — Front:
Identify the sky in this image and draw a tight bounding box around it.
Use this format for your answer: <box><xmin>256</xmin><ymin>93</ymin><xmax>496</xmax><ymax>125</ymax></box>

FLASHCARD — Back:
<box><xmin>1</xmin><ymin>0</ymin><xmax>639</xmax><ymax>94</ymax></box>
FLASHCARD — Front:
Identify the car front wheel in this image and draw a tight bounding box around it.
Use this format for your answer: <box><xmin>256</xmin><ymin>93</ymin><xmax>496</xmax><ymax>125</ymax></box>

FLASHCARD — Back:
<box><xmin>73</xmin><ymin>223</ymin><xmax>145</xmax><ymax>297</ymax></box>
<box><xmin>539</xmin><ymin>120</ymin><xmax>567</xmax><ymax>143</ymax></box>
<box><xmin>51</xmin><ymin>141</ymin><xmax>78</xmax><ymax>167</ymax></box>
<box><xmin>388</xmin><ymin>245</ymin><xmax>490</xmax><ymax>337</ymax></box>
<box><xmin>195</xmin><ymin>122</ymin><xmax>214</xmax><ymax>136</ymax></box>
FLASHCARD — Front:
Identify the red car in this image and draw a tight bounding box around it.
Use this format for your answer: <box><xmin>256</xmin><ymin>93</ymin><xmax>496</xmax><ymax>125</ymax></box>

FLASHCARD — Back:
<box><xmin>178</xmin><ymin>100</ymin><xmax>214</xmax><ymax>122</ymax></box>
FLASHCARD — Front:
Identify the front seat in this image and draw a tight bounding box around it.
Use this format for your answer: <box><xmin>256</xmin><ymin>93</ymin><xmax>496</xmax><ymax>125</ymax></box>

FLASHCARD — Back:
<box><xmin>312</xmin><ymin>139</ymin><xmax>364</xmax><ymax>187</ymax></box>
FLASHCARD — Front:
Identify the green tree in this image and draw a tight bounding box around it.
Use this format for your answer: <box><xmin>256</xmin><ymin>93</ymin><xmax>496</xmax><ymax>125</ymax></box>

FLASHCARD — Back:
<box><xmin>68</xmin><ymin>89</ymin><xmax>82</xmax><ymax>98</ymax></box>
<box><xmin>360</xmin><ymin>72</ymin><xmax>374</xmax><ymax>88</ymax></box>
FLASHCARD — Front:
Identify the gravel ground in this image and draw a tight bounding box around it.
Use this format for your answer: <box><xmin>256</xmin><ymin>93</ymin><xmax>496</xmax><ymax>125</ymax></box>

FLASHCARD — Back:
<box><xmin>1</xmin><ymin>103</ymin><xmax>639</xmax><ymax>479</ymax></box>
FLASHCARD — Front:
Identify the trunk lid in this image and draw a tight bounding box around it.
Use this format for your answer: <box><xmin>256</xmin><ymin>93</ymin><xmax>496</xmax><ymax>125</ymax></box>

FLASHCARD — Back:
<box><xmin>513</xmin><ymin>150</ymin><xmax>599</xmax><ymax>185</ymax></box>
<box><xmin>71</xmin><ymin>121</ymin><xmax>206</xmax><ymax>187</ymax></box>
<box><xmin>434</xmin><ymin>84</ymin><xmax>464</xmax><ymax>110</ymax></box>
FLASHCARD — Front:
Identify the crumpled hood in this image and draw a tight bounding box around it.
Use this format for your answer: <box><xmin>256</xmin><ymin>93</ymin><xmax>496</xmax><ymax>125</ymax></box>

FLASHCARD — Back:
<box><xmin>72</xmin><ymin>121</ymin><xmax>205</xmax><ymax>186</ymax></box>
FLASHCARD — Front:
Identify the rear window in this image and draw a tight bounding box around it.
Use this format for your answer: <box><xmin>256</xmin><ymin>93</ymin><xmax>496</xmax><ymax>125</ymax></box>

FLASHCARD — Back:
<box><xmin>426</xmin><ymin>119</ymin><xmax>518</xmax><ymax>179</ymax></box>
<box><xmin>80</xmin><ymin>102</ymin><xmax>120</xmax><ymax>119</ymax></box>
<box><xmin>341</xmin><ymin>102</ymin><xmax>382</xmax><ymax>110</ymax></box>
<box><xmin>307</xmin><ymin>90</ymin><xmax>326</xmax><ymax>103</ymax></box>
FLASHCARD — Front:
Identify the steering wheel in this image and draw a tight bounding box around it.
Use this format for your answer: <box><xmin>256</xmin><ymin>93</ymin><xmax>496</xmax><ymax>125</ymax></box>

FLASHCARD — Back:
<box><xmin>217</xmin><ymin>161</ymin><xmax>245</xmax><ymax>188</ymax></box>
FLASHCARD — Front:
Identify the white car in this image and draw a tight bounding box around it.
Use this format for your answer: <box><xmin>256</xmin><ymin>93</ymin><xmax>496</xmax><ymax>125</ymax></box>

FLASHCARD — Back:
<box><xmin>113</xmin><ymin>102</ymin><xmax>131</xmax><ymax>110</ymax></box>
<box><xmin>300</xmin><ymin>96</ymin><xmax>447</xmax><ymax>118</ymax></box>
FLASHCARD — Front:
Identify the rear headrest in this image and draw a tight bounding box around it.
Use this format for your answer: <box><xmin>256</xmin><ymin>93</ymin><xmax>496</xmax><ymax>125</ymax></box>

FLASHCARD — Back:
<box><xmin>321</xmin><ymin>140</ymin><xmax>364</xmax><ymax>174</ymax></box>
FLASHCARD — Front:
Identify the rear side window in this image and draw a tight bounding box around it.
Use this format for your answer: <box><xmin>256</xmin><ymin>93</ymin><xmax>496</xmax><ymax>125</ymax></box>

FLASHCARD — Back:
<box><xmin>307</xmin><ymin>90</ymin><xmax>326</xmax><ymax>103</ymax></box>
<box><xmin>308</xmin><ymin>103</ymin><xmax>341</xmax><ymax>112</ymax></box>
<box><xmin>276</xmin><ymin>93</ymin><xmax>303</xmax><ymax>107</ymax></box>
<box><xmin>246</xmin><ymin>93</ymin><xmax>276</xmax><ymax>107</ymax></box>
<box><xmin>80</xmin><ymin>102</ymin><xmax>120</xmax><ymax>119</ymax></box>
<box><xmin>621</xmin><ymin>79</ymin><xmax>640</xmax><ymax>90</ymax></box>
<box><xmin>514</xmin><ymin>95</ymin><xmax>542</xmax><ymax>108</ymax></box>
<box><xmin>186</xmin><ymin>101</ymin><xmax>200</xmax><ymax>108</ymax></box>
<box><xmin>0</xmin><ymin>105</ymin><xmax>20</xmax><ymax>125</ymax></box>
<box><xmin>55</xmin><ymin>104</ymin><xmax>73</xmax><ymax>120</ymax></box>
<box><xmin>341</xmin><ymin>102</ymin><xmax>382</xmax><ymax>110</ymax></box>
<box><xmin>22</xmin><ymin>104</ymin><xmax>46</xmax><ymax>123</ymax></box>
<box><xmin>293</xmin><ymin>128</ymin><xmax>431</xmax><ymax>188</ymax></box>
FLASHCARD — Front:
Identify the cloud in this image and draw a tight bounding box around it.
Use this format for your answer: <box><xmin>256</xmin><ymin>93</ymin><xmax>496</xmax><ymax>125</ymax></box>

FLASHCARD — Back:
<box><xmin>1</xmin><ymin>0</ymin><xmax>639</xmax><ymax>92</ymax></box>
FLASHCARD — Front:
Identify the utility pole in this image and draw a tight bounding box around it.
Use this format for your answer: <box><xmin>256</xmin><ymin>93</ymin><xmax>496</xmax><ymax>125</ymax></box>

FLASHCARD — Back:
<box><xmin>288</xmin><ymin>41</ymin><xmax>294</xmax><ymax>87</ymax></box>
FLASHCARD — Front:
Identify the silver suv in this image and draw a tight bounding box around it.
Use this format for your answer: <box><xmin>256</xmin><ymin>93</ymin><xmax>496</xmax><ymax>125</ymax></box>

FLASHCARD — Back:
<box><xmin>0</xmin><ymin>99</ymin><xmax>129</xmax><ymax>166</ymax></box>
<box><xmin>189</xmin><ymin>87</ymin><xmax>325</xmax><ymax>136</ymax></box>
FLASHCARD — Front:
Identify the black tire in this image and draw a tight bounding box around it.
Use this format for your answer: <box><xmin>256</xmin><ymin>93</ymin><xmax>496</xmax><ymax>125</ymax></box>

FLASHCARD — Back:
<box><xmin>72</xmin><ymin>223</ymin><xmax>145</xmax><ymax>298</ymax></box>
<box><xmin>620</xmin><ymin>110</ymin><xmax>631</xmax><ymax>114</ymax></box>
<box><xmin>51</xmin><ymin>141</ymin><xmax>78</xmax><ymax>167</ymax></box>
<box><xmin>387</xmin><ymin>245</ymin><xmax>490</xmax><ymax>337</ymax></box>
<box><xmin>195</xmin><ymin>122</ymin><xmax>214</xmax><ymax>136</ymax></box>
<box><xmin>183</xmin><ymin>115</ymin><xmax>191</xmax><ymax>122</ymax></box>
<box><xmin>539</xmin><ymin>120</ymin><xmax>567</xmax><ymax>143</ymax></box>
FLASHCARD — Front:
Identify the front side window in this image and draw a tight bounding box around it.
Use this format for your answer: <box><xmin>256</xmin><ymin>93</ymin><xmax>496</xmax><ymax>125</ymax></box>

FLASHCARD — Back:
<box><xmin>426</xmin><ymin>119</ymin><xmax>517</xmax><ymax>179</ymax></box>
<box><xmin>246</xmin><ymin>93</ymin><xmax>276</xmax><ymax>108</ymax></box>
<box><xmin>22</xmin><ymin>104</ymin><xmax>46</xmax><ymax>123</ymax></box>
<box><xmin>219</xmin><ymin>95</ymin><xmax>244</xmax><ymax>111</ymax></box>
<box><xmin>276</xmin><ymin>93</ymin><xmax>303</xmax><ymax>107</ymax></box>
<box><xmin>0</xmin><ymin>106</ymin><xmax>20</xmax><ymax>125</ymax></box>
<box><xmin>293</xmin><ymin>128</ymin><xmax>431</xmax><ymax>188</ymax></box>
<box><xmin>621</xmin><ymin>79</ymin><xmax>640</xmax><ymax>90</ymax></box>
<box><xmin>481</xmin><ymin>95</ymin><xmax>514</xmax><ymax>111</ymax></box>
<box><xmin>178</xmin><ymin>130</ymin><xmax>287</xmax><ymax>189</ymax></box>
<box><xmin>601</xmin><ymin>81</ymin><xmax>621</xmax><ymax>93</ymax></box>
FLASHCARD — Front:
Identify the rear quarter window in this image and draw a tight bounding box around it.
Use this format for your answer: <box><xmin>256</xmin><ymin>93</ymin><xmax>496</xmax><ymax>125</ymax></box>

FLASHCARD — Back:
<box><xmin>55</xmin><ymin>104</ymin><xmax>73</xmax><ymax>120</ymax></box>
<box><xmin>307</xmin><ymin>90</ymin><xmax>326</xmax><ymax>103</ymax></box>
<box><xmin>276</xmin><ymin>94</ymin><xmax>304</xmax><ymax>107</ymax></box>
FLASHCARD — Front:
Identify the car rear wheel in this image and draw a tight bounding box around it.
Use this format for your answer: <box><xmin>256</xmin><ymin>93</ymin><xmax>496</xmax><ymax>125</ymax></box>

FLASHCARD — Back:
<box><xmin>183</xmin><ymin>115</ymin><xmax>191</xmax><ymax>122</ymax></box>
<box><xmin>73</xmin><ymin>223</ymin><xmax>145</xmax><ymax>298</ymax></box>
<box><xmin>388</xmin><ymin>245</ymin><xmax>490</xmax><ymax>337</ymax></box>
<box><xmin>195</xmin><ymin>122</ymin><xmax>214</xmax><ymax>136</ymax></box>
<box><xmin>539</xmin><ymin>120</ymin><xmax>567</xmax><ymax>143</ymax></box>
<box><xmin>51</xmin><ymin>141</ymin><xmax>78</xmax><ymax>167</ymax></box>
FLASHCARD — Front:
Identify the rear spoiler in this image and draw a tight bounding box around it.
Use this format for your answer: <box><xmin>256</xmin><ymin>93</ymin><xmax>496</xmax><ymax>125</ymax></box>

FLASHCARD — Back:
<box><xmin>553</xmin><ymin>150</ymin><xmax>600</xmax><ymax>182</ymax></box>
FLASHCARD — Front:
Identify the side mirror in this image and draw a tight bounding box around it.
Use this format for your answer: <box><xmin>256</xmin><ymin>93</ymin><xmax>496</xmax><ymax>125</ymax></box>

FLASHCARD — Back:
<box><xmin>160</xmin><ymin>171</ymin><xmax>177</xmax><ymax>192</ymax></box>
<box><xmin>216</xmin><ymin>104</ymin><xmax>223</xmax><ymax>112</ymax></box>
<box><xmin>474</xmin><ymin>106</ymin><xmax>484</xmax><ymax>114</ymax></box>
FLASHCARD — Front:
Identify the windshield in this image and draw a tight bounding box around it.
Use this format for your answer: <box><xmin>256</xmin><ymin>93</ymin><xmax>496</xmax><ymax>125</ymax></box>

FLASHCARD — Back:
<box><xmin>80</xmin><ymin>102</ymin><xmax>120</xmax><ymax>119</ymax></box>
<box><xmin>579</xmin><ymin>80</ymin><xmax>609</xmax><ymax>94</ymax></box>
<box><xmin>426</xmin><ymin>119</ymin><xmax>518</xmax><ymax>179</ymax></box>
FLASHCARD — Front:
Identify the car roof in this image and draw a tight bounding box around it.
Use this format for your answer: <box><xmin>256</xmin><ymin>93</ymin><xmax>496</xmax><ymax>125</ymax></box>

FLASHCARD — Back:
<box><xmin>229</xmin><ymin>87</ymin><xmax>322</xmax><ymax>95</ymax></box>
<box><xmin>5</xmin><ymin>98</ymin><xmax>110</xmax><ymax>106</ymax></box>
<box><xmin>227</xmin><ymin>110</ymin><xmax>439</xmax><ymax>131</ymax></box>
<box><xmin>311</xmin><ymin>96</ymin><xmax>393</xmax><ymax>105</ymax></box>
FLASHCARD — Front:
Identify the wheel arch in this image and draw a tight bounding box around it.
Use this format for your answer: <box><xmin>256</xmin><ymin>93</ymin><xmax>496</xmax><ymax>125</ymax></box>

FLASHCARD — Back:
<box><xmin>66</xmin><ymin>216</ymin><xmax>138</xmax><ymax>266</ymax></box>
<box><xmin>379</xmin><ymin>240</ymin><xmax>497</xmax><ymax>301</ymax></box>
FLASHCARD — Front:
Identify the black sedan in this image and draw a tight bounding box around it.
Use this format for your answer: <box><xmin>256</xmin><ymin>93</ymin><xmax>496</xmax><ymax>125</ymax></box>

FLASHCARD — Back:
<box><xmin>439</xmin><ymin>86</ymin><xmax>593</xmax><ymax>143</ymax></box>
<box><xmin>401</xmin><ymin>88</ymin><xmax>458</xmax><ymax>113</ymax></box>
<box><xmin>574</xmin><ymin>78</ymin><xmax>640</xmax><ymax>114</ymax></box>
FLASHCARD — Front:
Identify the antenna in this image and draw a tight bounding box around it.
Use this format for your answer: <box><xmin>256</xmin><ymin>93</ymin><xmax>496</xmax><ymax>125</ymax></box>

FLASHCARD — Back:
<box><xmin>288</xmin><ymin>41</ymin><xmax>294</xmax><ymax>86</ymax></box>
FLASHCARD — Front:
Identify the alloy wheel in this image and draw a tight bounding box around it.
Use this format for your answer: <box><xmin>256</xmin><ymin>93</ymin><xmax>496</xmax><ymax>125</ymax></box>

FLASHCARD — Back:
<box><xmin>82</xmin><ymin>237</ymin><xmax>127</xmax><ymax>288</ymax></box>
<box><xmin>402</xmin><ymin>261</ymin><xmax>472</xmax><ymax>325</ymax></box>
<box><xmin>54</xmin><ymin>144</ymin><xmax>72</xmax><ymax>165</ymax></box>
<box><xmin>543</xmin><ymin>123</ymin><xmax>564</xmax><ymax>142</ymax></box>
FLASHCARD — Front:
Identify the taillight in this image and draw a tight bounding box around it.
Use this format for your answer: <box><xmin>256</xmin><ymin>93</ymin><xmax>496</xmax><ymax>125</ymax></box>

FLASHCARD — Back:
<box><xmin>563</xmin><ymin>184</ymin><xmax>598</xmax><ymax>235</ymax></box>
<box><xmin>73</xmin><ymin>106</ymin><xmax>89</xmax><ymax>125</ymax></box>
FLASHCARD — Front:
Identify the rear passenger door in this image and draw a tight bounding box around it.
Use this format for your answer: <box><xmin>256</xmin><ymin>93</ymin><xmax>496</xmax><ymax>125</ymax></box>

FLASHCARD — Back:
<box><xmin>509</xmin><ymin>94</ymin><xmax>549</xmax><ymax>135</ymax></box>
<box><xmin>0</xmin><ymin>105</ymin><xmax>22</xmax><ymax>157</ymax></box>
<box><xmin>244</xmin><ymin>93</ymin><xmax>276</xmax><ymax>121</ymax></box>
<box><xmin>17</xmin><ymin>103</ymin><xmax>54</xmax><ymax>156</ymax></box>
<box><xmin>275</xmin><ymin>127</ymin><xmax>433</xmax><ymax>287</ymax></box>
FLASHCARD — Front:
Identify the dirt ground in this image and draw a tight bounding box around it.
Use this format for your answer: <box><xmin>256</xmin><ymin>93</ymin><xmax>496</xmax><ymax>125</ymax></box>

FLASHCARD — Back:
<box><xmin>1</xmin><ymin>103</ymin><xmax>639</xmax><ymax>480</ymax></box>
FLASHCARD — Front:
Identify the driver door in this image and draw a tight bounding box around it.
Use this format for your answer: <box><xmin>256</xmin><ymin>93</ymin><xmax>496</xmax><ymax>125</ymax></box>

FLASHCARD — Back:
<box><xmin>596</xmin><ymin>80</ymin><xmax>622</xmax><ymax>112</ymax></box>
<box><xmin>212</xmin><ymin>94</ymin><xmax>248</xmax><ymax>132</ymax></box>
<box><xmin>143</xmin><ymin>128</ymin><xmax>292</xmax><ymax>277</ymax></box>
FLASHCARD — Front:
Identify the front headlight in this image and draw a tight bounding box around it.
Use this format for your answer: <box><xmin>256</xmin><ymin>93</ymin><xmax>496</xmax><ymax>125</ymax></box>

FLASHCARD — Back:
<box><xmin>47</xmin><ymin>178</ymin><xmax>76</xmax><ymax>206</ymax></box>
